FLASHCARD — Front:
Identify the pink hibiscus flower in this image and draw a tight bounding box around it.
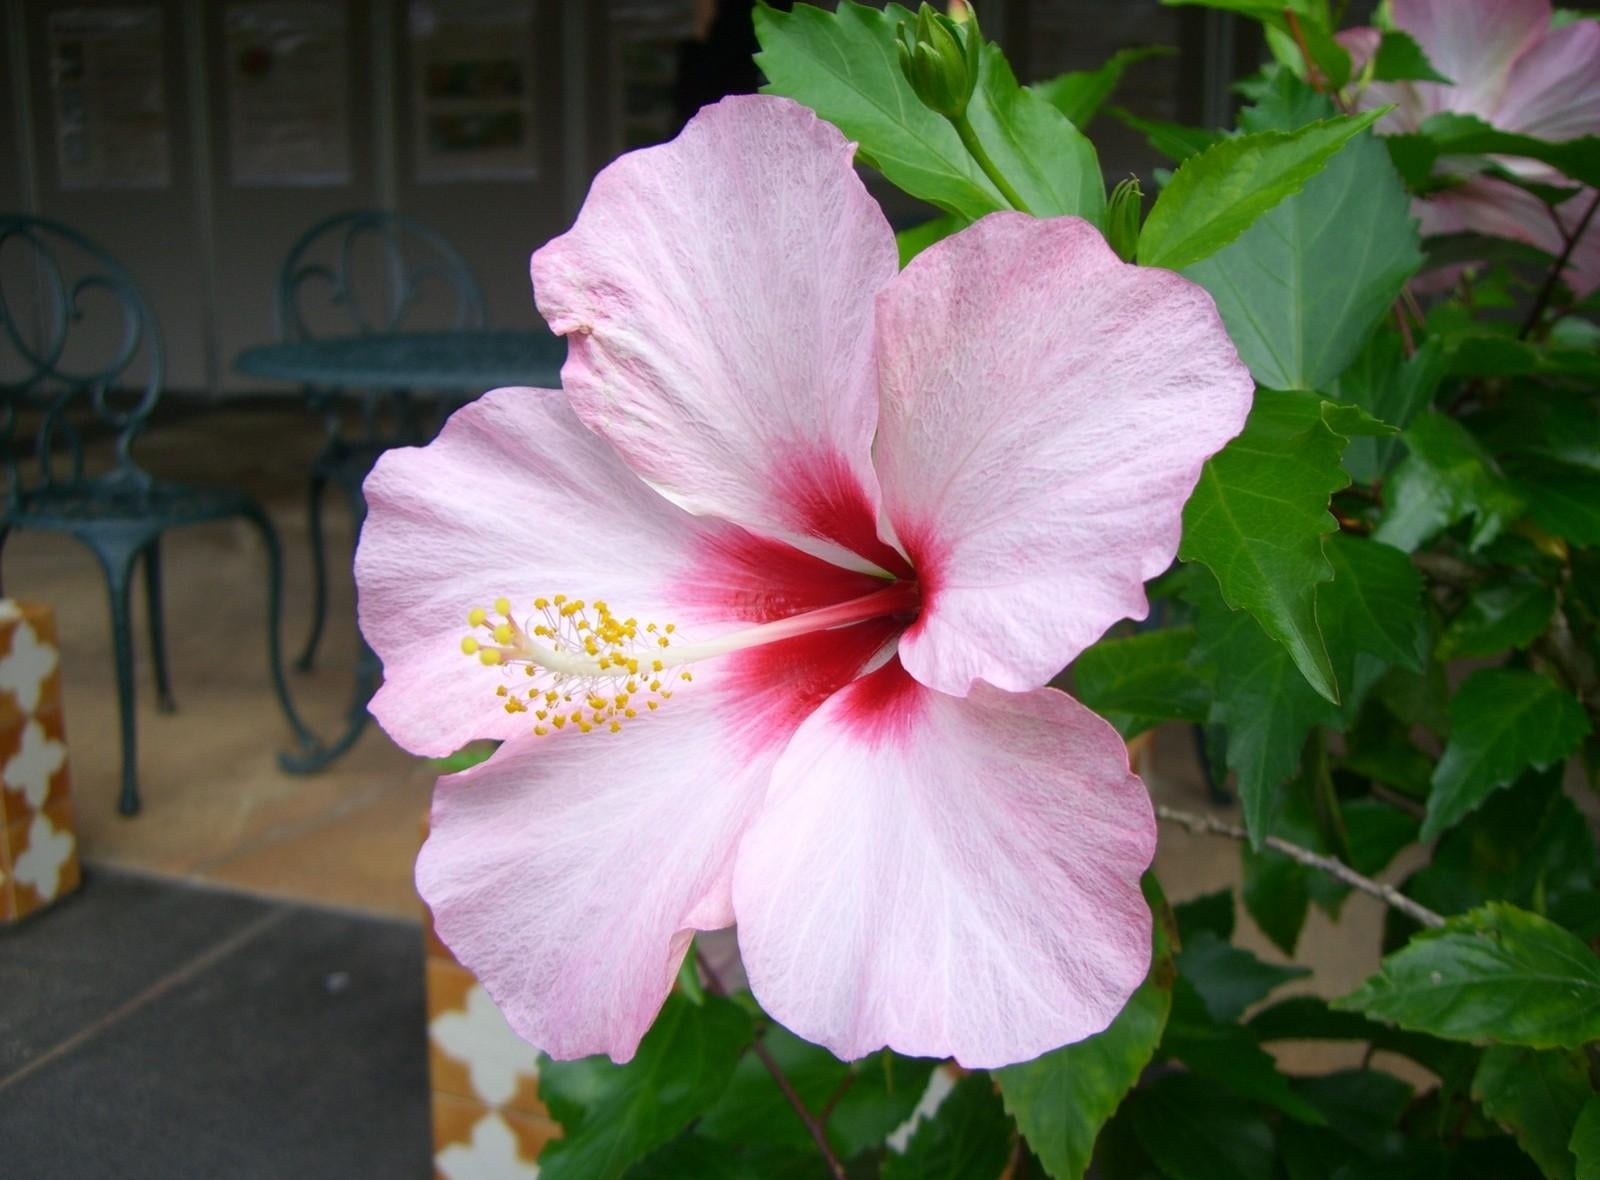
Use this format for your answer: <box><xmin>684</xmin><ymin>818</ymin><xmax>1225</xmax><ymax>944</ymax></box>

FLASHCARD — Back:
<box><xmin>1342</xmin><ymin>0</ymin><xmax>1600</xmax><ymax>294</ymax></box>
<box><xmin>356</xmin><ymin>95</ymin><xmax>1252</xmax><ymax>1069</ymax></box>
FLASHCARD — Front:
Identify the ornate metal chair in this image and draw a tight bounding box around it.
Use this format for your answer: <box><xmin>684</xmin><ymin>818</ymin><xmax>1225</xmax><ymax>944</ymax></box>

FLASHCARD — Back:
<box><xmin>0</xmin><ymin>215</ymin><xmax>308</xmax><ymax>815</ymax></box>
<box><xmin>273</xmin><ymin>209</ymin><xmax>486</xmax><ymax>674</ymax></box>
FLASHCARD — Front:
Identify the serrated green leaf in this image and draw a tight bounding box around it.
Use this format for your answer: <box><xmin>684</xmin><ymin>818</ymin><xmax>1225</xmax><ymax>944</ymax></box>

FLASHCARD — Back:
<box><xmin>754</xmin><ymin>2</ymin><xmax>1103</xmax><ymax>223</ymax></box>
<box><xmin>1188</xmin><ymin>573</ymin><xmax>1340</xmax><ymax>844</ymax></box>
<box><xmin>1109</xmin><ymin>107</ymin><xmax>1221</xmax><ymax>162</ymax></box>
<box><xmin>539</xmin><ymin>993</ymin><xmax>753</xmax><ymax>1180</ymax></box>
<box><xmin>1438</xmin><ymin>580</ymin><xmax>1557</xmax><ymax>660</ymax></box>
<box><xmin>1070</xmin><ymin>628</ymin><xmax>1211</xmax><ymax>738</ymax></box>
<box><xmin>1183</xmin><ymin>131</ymin><xmax>1421</xmax><ymax>391</ymax></box>
<box><xmin>1128</xmin><ymin>1072</ymin><xmax>1277</xmax><ymax>1180</ymax></box>
<box><xmin>882</xmin><ymin>1073</ymin><xmax>1011</xmax><ymax>1180</ymax></box>
<box><xmin>830</xmin><ymin>1053</ymin><xmax>940</xmax><ymax>1160</ymax></box>
<box><xmin>1473</xmin><ymin>1046</ymin><xmax>1591</xmax><ymax>1180</ymax></box>
<box><xmin>1423</xmin><ymin>668</ymin><xmax>1591</xmax><ymax>839</ymax></box>
<box><xmin>1031</xmin><ymin>45</ymin><xmax>1174</xmax><ymax>130</ymax></box>
<box><xmin>1335</xmin><ymin>902</ymin><xmax>1600</xmax><ymax>1049</ymax></box>
<box><xmin>1333</xmin><ymin>333</ymin><xmax>1445</xmax><ymax>482</ymax></box>
<box><xmin>1516</xmin><ymin>462</ymin><xmax>1600</xmax><ymax>546</ymax></box>
<box><xmin>1177</xmin><ymin>930</ymin><xmax>1310</xmax><ymax>1023</ymax></box>
<box><xmin>1371</xmin><ymin>29</ymin><xmax>1451</xmax><ymax>83</ymax></box>
<box><xmin>1420</xmin><ymin>112</ymin><xmax>1600</xmax><ymax>188</ymax></box>
<box><xmin>1574</xmin><ymin>1096</ymin><xmax>1600</xmax><ymax>1180</ymax></box>
<box><xmin>1181</xmin><ymin>390</ymin><xmax>1352</xmax><ymax>704</ymax></box>
<box><xmin>1374</xmin><ymin>413</ymin><xmax>1527</xmax><ymax>553</ymax></box>
<box><xmin>996</xmin><ymin>876</ymin><xmax>1175</xmax><ymax>1180</ymax></box>
<box><xmin>1138</xmin><ymin>109</ymin><xmax>1384</xmax><ymax>271</ymax></box>
<box><xmin>1320</xmin><ymin>534</ymin><xmax>1425</xmax><ymax>692</ymax></box>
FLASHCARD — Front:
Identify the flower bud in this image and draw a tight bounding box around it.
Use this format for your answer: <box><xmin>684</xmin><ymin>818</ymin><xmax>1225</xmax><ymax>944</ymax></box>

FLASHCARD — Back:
<box><xmin>1106</xmin><ymin>177</ymin><xmax>1143</xmax><ymax>263</ymax></box>
<box><xmin>896</xmin><ymin>3</ymin><xmax>982</xmax><ymax>120</ymax></box>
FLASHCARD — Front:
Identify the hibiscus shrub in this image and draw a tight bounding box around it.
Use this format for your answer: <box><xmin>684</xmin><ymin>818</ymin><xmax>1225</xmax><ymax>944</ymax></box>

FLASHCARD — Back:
<box><xmin>372</xmin><ymin>1</ymin><xmax>1600</xmax><ymax>1176</ymax></box>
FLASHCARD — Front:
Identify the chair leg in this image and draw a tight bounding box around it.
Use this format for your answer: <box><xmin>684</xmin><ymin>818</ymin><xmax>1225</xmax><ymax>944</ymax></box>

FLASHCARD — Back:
<box><xmin>143</xmin><ymin>538</ymin><xmax>177</xmax><ymax>713</ymax></box>
<box><xmin>96</xmin><ymin>545</ymin><xmax>143</xmax><ymax>816</ymax></box>
<box><xmin>298</xmin><ymin>471</ymin><xmax>329</xmax><ymax>672</ymax></box>
<box><xmin>241</xmin><ymin>503</ymin><xmax>315</xmax><ymax>752</ymax></box>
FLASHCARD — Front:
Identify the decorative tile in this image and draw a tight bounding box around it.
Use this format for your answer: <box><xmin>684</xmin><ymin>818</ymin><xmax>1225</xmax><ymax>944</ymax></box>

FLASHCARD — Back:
<box><xmin>431</xmin><ymin>1092</ymin><xmax>560</xmax><ymax>1180</ymax></box>
<box><xmin>0</xmin><ymin>601</ymin><xmax>79</xmax><ymax>924</ymax></box>
<box><xmin>427</xmin><ymin>957</ymin><xmax>546</xmax><ymax>1116</ymax></box>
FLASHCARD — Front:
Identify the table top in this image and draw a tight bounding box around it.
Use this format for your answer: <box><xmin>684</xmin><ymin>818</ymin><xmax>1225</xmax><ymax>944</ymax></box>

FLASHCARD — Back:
<box><xmin>233</xmin><ymin>329</ymin><xmax>567</xmax><ymax>392</ymax></box>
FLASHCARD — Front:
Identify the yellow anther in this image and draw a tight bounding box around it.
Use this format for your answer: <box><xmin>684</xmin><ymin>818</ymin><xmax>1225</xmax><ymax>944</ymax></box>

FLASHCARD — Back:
<box><xmin>534</xmin><ymin>625</ymin><xmax>552</xmax><ymax>637</ymax></box>
<box><xmin>545</xmin><ymin>691</ymin><xmax>559</xmax><ymax>705</ymax></box>
<box><xmin>650</xmin><ymin>679</ymin><xmax>662</xmax><ymax>692</ymax></box>
<box><xmin>495</xmin><ymin>596</ymin><xmax>511</xmax><ymax>616</ymax></box>
<box><xmin>468</xmin><ymin>607</ymin><xmax>487</xmax><ymax>627</ymax></box>
<box><xmin>524</xmin><ymin>665</ymin><xmax>535</xmax><ymax>676</ymax></box>
<box><xmin>624</xmin><ymin>708</ymin><xmax>636</xmax><ymax>718</ymax></box>
<box><xmin>534</xmin><ymin>597</ymin><xmax>549</xmax><ymax>609</ymax></box>
<box><xmin>658</xmin><ymin>637</ymin><xmax>670</xmax><ymax>649</ymax></box>
<box><xmin>664</xmin><ymin>623</ymin><xmax>676</xmax><ymax>634</ymax></box>
<box><xmin>579</xmin><ymin>721</ymin><xmax>593</xmax><ymax>733</ymax></box>
<box><xmin>479</xmin><ymin>649</ymin><xmax>503</xmax><ymax>666</ymax></box>
<box><xmin>652</xmin><ymin>660</ymin><xmax>663</xmax><ymax>672</ymax></box>
<box><xmin>554</xmin><ymin>594</ymin><xmax>567</xmax><ymax>605</ymax></box>
<box><xmin>534</xmin><ymin>725</ymin><xmax>549</xmax><ymax>736</ymax></box>
<box><xmin>681</xmin><ymin>671</ymin><xmax>693</xmax><ymax>682</ymax></box>
<box><xmin>494</xmin><ymin>623</ymin><xmax>513</xmax><ymax>644</ymax></box>
<box><xmin>626</xmin><ymin>680</ymin><xmax>639</xmax><ymax>693</ymax></box>
<box><xmin>552</xmin><ymin>715</ymin><xmax>566</xmax><ymax>729</ymax></box>
<box><xmin>646</xmin><ymin>623</ymin><xmax>657</xmax><ymax>633</ymax></box>
<box><xmin>647</xmin><ymin>700</ymin><xmax>659</xmax><ymax>711</ymax></box>
<box><xmin>535</xmin><ymin>709</ymin><xmax>548</xmax><ymax>721</ymax></box>
<box><xmin>495</xmin><ymin>685</ymin><xmax>507</xmax><ymax>697</ymax></box>
<box><xmin>598</xmin><ymin>656</ymin><xmax>611</xmax><ymax>669</ymax></box>
<box><xmin>609</xmin><ymin>721</ymin><xmax>622</xmax><ymax>733</ymax></box>
<box><xmin>614</xmin><ymin>693</ymin><xmax>629</xmax><ymax>707</ymax></box>
<box><xmin>461</xmin><ymin>636</ymin><xmax>480</xmax><ymax>655</ymax></box>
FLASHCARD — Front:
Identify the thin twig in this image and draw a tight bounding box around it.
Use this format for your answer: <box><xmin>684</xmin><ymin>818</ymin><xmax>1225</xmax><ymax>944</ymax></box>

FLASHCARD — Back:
<box><xmin>1156</xmin><ymin>803</ymin><xmax>1446</xmax><ymax>928</ymax></box>
<box><xmin>694</xmin><ymin>948</ymin><xmax>847</xmax><ymax>1180</ymax></box>
<box><xmin>1519</xmin><ymin>189</ymin><xmax>1600</xmax><ymax>339</ymax></box>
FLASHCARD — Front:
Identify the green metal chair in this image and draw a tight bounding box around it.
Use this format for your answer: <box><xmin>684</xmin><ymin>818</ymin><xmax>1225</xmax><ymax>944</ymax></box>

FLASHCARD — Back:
<box><xmin>0</xmin><ymin>215</ymin><xmax>309</xmax><ymax>814</ymax></box>
<box><xmin>273</xmin><ymin>209</ymin><xmax>486</xmax><ymax>676</ymax></box>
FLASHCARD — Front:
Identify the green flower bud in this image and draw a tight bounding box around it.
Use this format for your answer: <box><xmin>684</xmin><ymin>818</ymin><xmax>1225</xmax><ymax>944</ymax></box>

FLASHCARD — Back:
<box><xmin>1106</xmin><ymin>176</ymin><xmax>1143</xmax><ymax>263</ymax></box>
<box><xmin>896</xmin><ymin>3</ymin><xmax>982</xmax><ymax>120</ymax></box>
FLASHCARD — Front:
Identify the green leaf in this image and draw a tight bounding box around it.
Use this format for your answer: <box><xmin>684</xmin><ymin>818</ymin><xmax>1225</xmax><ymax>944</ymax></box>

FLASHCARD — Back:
<box><xmin>1184</xmin><ymin>130</ymin><xmax>1421</xmax><ymax>392</ymax></box>
<box><xmin>1333</xmin><ymin>333</ymin><xmax>1444</xmax><ymax>486</ymax></box>
<box><xmin>1243</xmin><ymin>843</ymin><xmax>1313</xmax><ymax>954</ymax></box>
<box><xmin>623</xmin><ymin>1134</ymin><xmax>819</xmax><ymax>1180</ymax></box>
<box><xmin>1174</xmin><ymin>887</ymin><xmax>1235</xmax><ymax>942</ymax></box>
<box><xmin>1127</xmin><ymin>1072</ymin><xmax>1276</xmax><ymax>1180</ymax></box>
<box><xmin>1177</xmin><ymin>930</ymin><xmax>1310</xmax><ymax>1023</ymax></box>
<box><xmin>1031</xmin><ymin>45</ymin><xmax>1174</xmax><ymax>130</ymax></box>
<box><xmin>1070</xmin><ymin>628</ymin><xmax>1211</xmax><ymax>738</ymax></box>
<box><xmin>1517</xmin><ymin>461</ymin><xmax>1600</xmax><ymax>546</ymax></box>
<box><xmin>1438</xmin><ymin>579</ymin><xmax>1557</xmax><ymax>660</ymax></box>
<box><xmin>696</xmin><ymin>1025</ymin><xmax>844</xmax><ymax>1153</ymax></box>
<box><xmin>896</xmin><ymin>213</ymin><xmax>966</xmax><ymax>266</ymax></box>
<box><xmin>1161</xmin><ymin>977</ymin><xmax>1327</xmax><ymax>1124</ymax></box>
<box><xmin>1474</xmin><ymin>1046</ymin><xmax>1592</xmax><ymax>1180</ymax></box>
<box><xmin>1336</xmin><ymin>902</ymin><xmax>1600</xmax><ymax>1049</ymax></box>
<box><xmin>1374</xmin><ymin>413</ymin><xmax>1527</xmax><ymax>553</ymax></box>
<box><xmin>1109</xmin><ymin>107</ymin><xmax>1221</xmax><ymax>162</ymax></box>
<box><xmin>754</xmin><ymin>2</ymin><xmax>1103</xmax><ymax>223</ymax></box>
<box><xmin>1319</xmin><ymin>534</ymin><xmax>1425</xmax><ymax>697</ymax></box>
<box><xmin>882</xmin><ymin>1073</ymin><xmax>1011</xmax><ymax>1180</ymax></box>
<box><xmin>538</xmin><ymin>993</ymin><xmax>753</xmax><ymax>1180</ymax></box>
<box><xmin>1371</xmin><ymin>29</ymin><xmax>1451</xmax><ymax>83</ymax></box>
<box><xmin>1420</xmin><ymin>112</ymin><xmax>1600</xmax><ymax>188</ymax></box>
<box><xmin>1574</xmin><ymin>1097</ymin><xmax>1600</xmax><ymax>1180</ymax></box>
<box><xmin>1248</xmin><ymin>994</ymin><xmax>1466</xmax><ymax>1078</ymax></box>
<box><xmin>1423</xmin><ymin>668</ymin><xmax>1591</xmax><ymax>839</ymax></box>
<box><xmin>1187</xmin><ymin>572</ymin><xmax>1340</xmax><ymax>844</ymax></box>
<box><xmin>1138</xmin><ymin>109</ymin><xmax>1384</xmax><ymax>271</ymax></box>
<box><xmin>1180</xmin><ymin>390</ymin><xmax>1352</xmax><ymax>705</ymax></box>
<box><xmin>997</xmin><ymin>875</ymin><xmax>1175</xmax><ymax>1180</ymax></box>
<box><xmin>829</xmin><ymin>1053</ymin><xmax>941</xmax><ymax>1160</ymax></box>
<box><xmin>1160</xmin><ymin>0</ymin><xmax>1326</xmax><ymax>25</ymax></box>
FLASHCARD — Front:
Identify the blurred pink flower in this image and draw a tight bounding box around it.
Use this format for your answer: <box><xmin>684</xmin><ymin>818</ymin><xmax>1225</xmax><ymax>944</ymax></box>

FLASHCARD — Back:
<box><xmin>1343</xmin><ymin>0</ymin><xmax>1600</xmax><ymax>293</ymax></box>
<box><xmin>356</xmin><ymin>95</ymin><xmax>1252</xmax><ymax>1068</ymax></box>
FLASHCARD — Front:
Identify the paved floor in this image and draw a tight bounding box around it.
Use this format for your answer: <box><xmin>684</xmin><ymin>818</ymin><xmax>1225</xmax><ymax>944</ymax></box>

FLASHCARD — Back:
<box><xmin>0</xmin><ymin>866</ymin><xmax>431</xmax><ymax>1180</ymax></box>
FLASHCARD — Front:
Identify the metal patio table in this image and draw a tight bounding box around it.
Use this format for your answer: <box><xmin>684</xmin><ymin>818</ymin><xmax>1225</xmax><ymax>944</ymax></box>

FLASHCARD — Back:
<box><xmin>234</xmin><ymin>328</ymin><xmax>566</xmax><ymax>772</ymax></box>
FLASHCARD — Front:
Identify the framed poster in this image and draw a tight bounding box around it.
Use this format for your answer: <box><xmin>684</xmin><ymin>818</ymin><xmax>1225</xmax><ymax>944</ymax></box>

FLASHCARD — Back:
<box><xmin>225</xmin><ymin>2</ymin><xmax>352</xmax><ymax>186</ymax></box>
<box><xmin>409</xmin><ymin>1</ymin><xmax>538</xmax><ymax>183</ymax></box>
<box><xmin>48</xmin><ymin>7</ymin><xmax>170</xmax><ymax>189</ymax></box>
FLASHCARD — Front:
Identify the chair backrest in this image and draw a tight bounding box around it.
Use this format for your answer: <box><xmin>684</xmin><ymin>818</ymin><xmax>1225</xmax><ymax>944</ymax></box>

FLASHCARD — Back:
<box><xmin>274</xmin><ymin>209</ymin><xmax>487</xmax><ymax>342</ymax></box>
<box><xmin>0</xmin><ymin>215</ymin><xmax>164</xmax><ymax>499</ymax></box>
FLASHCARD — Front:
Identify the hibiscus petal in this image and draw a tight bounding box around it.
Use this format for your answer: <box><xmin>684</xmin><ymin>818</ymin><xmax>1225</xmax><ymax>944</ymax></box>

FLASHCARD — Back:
<box><xmin>1390</xmin><ymin>0</ymin><xmax>1548</xmax><ymax>120</ymax></box>
<box><xmin>873</xmin><ymin>213</ymin><xmax>1252</xmax><ymax>696</ymax></box>
<box><xmin>1495</xmin><ymin>17</ymin><xmax>1600</xmax><ymax>144</ymax></box>
<box><xmin>1422</xmin><ymin>177</ymin><xmax>1600</xmax><ymax>297</ymax></box>
<box><xmin>733</xmin><ymin>660</ymin><xmax>1156</xmax><ymax>1069</ymax></box>
<box><xmin>418</xmin><ymin>620</ymin><xmax>902</xmax><ymax>1063</ymax></box>
<box><xmin>531</xmin><ymin>94</ymin><xmax>903</xmax><ymax>572</ymax></box>
<box><xmin>358</xmin><ymin>386</ymin><xmax>877</xmax><ymax>757</ymax></box>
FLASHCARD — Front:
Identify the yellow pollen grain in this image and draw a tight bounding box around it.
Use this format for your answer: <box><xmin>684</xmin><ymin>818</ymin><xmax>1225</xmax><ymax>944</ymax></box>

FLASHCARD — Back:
<box><xmin>460</xmin><ymin>636</ymin><xmax>480</xmax><ymax>655</ymax></box>
<box><xmin>467</xmin><ymin>607</ymin><xmax>487</xmax><ymax>627</ymax></box>
<box><xmin>534</xmin><ymin>597</ymin><xmax>549</xmax><ymax>609</ymax></box>
<box><xmin>494</xmin><ymin>623</ymin><xmax>513</xmax><ymax>644</ymax></box>
<box><xmin>479</xmin><ymin>649</ymin><xmax>502</xmax><ymax>666</ymax></box>
<box><xmin>495</xmin><ymin>596</ymin><xmax>511</xmax><ymax>616</ymax></box>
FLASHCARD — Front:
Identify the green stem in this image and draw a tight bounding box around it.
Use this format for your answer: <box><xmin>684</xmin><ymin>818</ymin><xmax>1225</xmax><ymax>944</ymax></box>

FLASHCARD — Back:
<box><xmin>951</xmin><ymin>114</ymin><xmax>1033</xmax><ymax>214</ymax></box>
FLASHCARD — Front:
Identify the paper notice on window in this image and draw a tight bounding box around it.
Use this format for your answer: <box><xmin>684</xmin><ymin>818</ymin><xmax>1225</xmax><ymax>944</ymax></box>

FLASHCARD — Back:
<box><xmin>225</xmin><ymin>3</ymin><xmax>352</xmax><ymax>186</ymax></box>
<box><xmin>48</xmin><ymin>8</ymin><xmax>170</xmax><ymax>189</ymax></box>
<box><xmin>409</xmin><ymin>1</ymin><xmax>538</xmax><ymax>182</ymax></box>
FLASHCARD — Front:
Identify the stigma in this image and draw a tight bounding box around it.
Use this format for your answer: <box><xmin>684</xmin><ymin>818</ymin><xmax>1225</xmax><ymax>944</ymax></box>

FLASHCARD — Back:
<box><xmin>460</xmin><ymin>582</ymin><xmax>919</xmax><ymax>739</ymax></box>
